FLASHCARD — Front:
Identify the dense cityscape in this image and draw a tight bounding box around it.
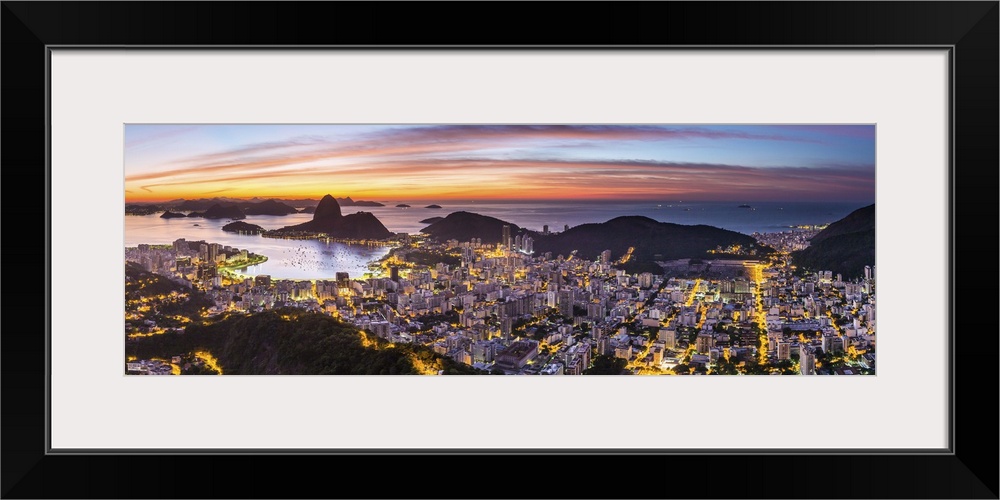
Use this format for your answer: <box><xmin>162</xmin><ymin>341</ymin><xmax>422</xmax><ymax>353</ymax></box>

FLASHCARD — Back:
<box><xmin>126</xmin><ymin>222</ymin><xmax>875</xmax><ymax>376</ymax></box>
<box><xmin>124</xmin><ymin>124</ymin><xmax>876</xmax><ymax>376</ymax></box>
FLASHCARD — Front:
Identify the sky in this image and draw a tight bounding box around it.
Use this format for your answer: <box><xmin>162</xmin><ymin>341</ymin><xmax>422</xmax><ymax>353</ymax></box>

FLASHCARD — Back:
<box><xmin>124</xmin><ymin>124</ymin><xmax>876</xmax><ymax>203</ymax></box>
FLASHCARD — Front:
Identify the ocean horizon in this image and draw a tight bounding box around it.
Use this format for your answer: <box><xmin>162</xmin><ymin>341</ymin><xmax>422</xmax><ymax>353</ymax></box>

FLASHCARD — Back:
<box><xmin>124</xmin><ymin>200</ymin><xmax>869</xmax><ymax>279</ymax></box>
<box><xmin>128</xmin><ymin>200</ymin><xmax>868</xmax><ymax>238</ymax></box>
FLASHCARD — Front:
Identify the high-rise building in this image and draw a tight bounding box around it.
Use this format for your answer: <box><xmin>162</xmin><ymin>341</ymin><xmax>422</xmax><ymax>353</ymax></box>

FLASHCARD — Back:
<box><xmin>638</xmin><ymin>272</ymin><xmax>654</xmax><ymax>289</ymax></box>
<box><xmin>598</xmin><ymin>336</ymin><xmax>612</xmax><ymax>356</ymax></box>
<box><xmin>370</xmin><ymin>321</ymin><xmax>391</xmax><ymax>339</ymax></box>
<box><xmin>600</xmin><ymin>250</ymin><xmax>611</xmax><ymax>265</ymax></box>
<box><xmin>200</xmin><ymin>264</ymin><xmax>217</xmax><ymax>281</ymax></box>
<box><xmin>777</xmin><ymin>341</ymin><xmax>791</xmax><ymax>360</ymax></box>
<box><xmin>587</xmin><ymin>301</ymin><xmax>606</xmax><ymax>320</ymax></box>
<box><xmin>827</xmin><ymin>335</ymin><xmax>846</xmax><ymax>354</ymax></box>
<box><xmin>472</xmin><ymin>341</ymin><xmax>497</xmax><ymax>363</ymax></box>
<box><xmin>658</xmin><ymin>328</ymin><xmax>677</xmax><ymax>348</ymax></box>
<box><xmin>695</xmin><ymin>333</ymin><xmax>714</xmax><ymax>354</ymax></box>
<box><xmin>390</xmin><ymin>266</ymin><xmax>399</xmax><ymax>282</ymax></box>
<box><xmin>549</xmin><ymin>271</ymin><xmax>563</xmax><ymax>290</ymax></box>
<box><xmin>863</xmin><ymin>303</ymin><xmax>876</xmax><ymax>325</ymax></box>
<box><xmin>679</xmin><ymin>310</ymin><xmax>697</xmax><ymax>327</ymax></box>
<box><xmin>172</xmin><ymin>238</ymin><xmax>187</xmax><ymax>253</ymax></box>
<box><xmin>543</xmin><ymin>225</ymin><xmax>549</xmax><ymax>235</ymax></box>
<box><xmin>800</xmin><ymin>345</ymin><xmax>816</xmax><ymax>375</ymax></box>
<box><xmin>495</xmin><ymin>340</ymin><xmax>539</xmax><ymax>370</ymax></box>
<box><xmin>208</xmin><ymin>243</ymin><xmax>220</xmax><ymax>263</ymax></box>
<box><xmin>501</xmin><ymin>317</ymin><xmax>513</xmax><ymax>339</ymax></box>
<box><xmin>615</xmin><ymin>343</ymin><xmax>632</xmax><ymax>360</ymax></box>
<box><xmin>591</xmin><ymin>326</ymin><xmax>603</xmax><ymax>340</ymax></box>
<box><xmin>652</xmin><ymin>347</ymin><xmax>664</xmax><ymax>365</ymax></box>
<box><xmin>558</xmin><ymin>289</ymin><xmax>574</xmax><ymax>318</ymax></box>
<box><xmin>502</xmin><ymin>225</ymin><xmax>511</xmax><ymax>250</ymax></box>
<box><xmin>336</xmin><ymin>272</ymin><xmax>350</xmax><ymax>287</ymax></box>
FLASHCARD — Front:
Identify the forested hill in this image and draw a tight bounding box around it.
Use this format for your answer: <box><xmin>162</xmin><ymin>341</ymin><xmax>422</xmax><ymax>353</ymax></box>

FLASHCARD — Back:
<box><xmin>125</xmin><ymin>308</ymin><xmax>483</xmax><ymax>375</ymax></box>
<box><xmin>791</xmin><ymin>204</ymin><xmax>875</xmax><ymax>279</ymax></box>
<box><xmin>421</xmin><ymin>212</ymin><xmax>771</xmax><ymax>274</ymax></box>
<box><xmin>533</xmin><ymin>216</ymin><xmax>772</xmax><ymax>274</ymax></box>
<box><xmin>420</xmin><ymin>211</ymin><xmax>535</xmax><ymax>244</ymax></box>
<box><xmin>809</xmin><ymin>204</ymin><xmax>875</xmax><ymax>244</ymax></box>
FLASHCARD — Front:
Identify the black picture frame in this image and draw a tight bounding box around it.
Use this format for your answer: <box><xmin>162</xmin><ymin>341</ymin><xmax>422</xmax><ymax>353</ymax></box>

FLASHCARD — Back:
<box><xmin>3</xmin><ymin>2</ymin><xmax>997</xmax><ymax>498</ymax></box>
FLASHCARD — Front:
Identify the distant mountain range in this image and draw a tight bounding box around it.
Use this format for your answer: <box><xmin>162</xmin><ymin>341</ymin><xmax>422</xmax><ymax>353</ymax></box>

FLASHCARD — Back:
<box><xmin>171</xmin><ymin>197</ymin><xmax>247</xmax><ymax>211</ymax></box>
<box><xmin>242</xmin><ymin>199</ymin><xmax>299</xmax><ymax>216</ymax></box>
<box><xmin>791</xmin><ymin>204</ymin><xmax>875</xmax><ymax>279</ymax></box>
<box><xmin>149</xmin><ymin>196</ymin><xmax>385</xmax><ymax>212</ymax></box>
<box><xmin>294</xmin><ymin>197</ymin><xmax>385</xmax><ymax>209</ymax></box>
<box><xmin>187</xmin><ymin>204</ymin><xmax>246</xmax><ymax>220</ymax></box>
<box><xmin>126</xmin><ymin>204</ymin><xmax>164</xmax><ymax>215</ymax></box>
<box><xmin>182</xmin><ymin>199</ymin><xmax>297</xmax><ymax>217</ymax></box>
<box><xmin>271</xmin><ymin>194</ymin><xmax>394</xmax><ymax>240</ymax></box>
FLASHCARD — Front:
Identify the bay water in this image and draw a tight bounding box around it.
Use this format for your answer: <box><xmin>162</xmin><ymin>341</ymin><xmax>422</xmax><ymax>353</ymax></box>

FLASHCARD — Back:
<box><xmin>125</xmin><ymin>200</ymin><xmax>867</xmax><ymax>279</ymax></box>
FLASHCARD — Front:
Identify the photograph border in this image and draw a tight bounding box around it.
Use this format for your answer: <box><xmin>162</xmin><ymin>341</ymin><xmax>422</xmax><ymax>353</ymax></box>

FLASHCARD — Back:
<box><xmin>4</xmin><ymin>2</ymin><xmax>997</xmax><ymax>498</ymax></box>
<box><xmin>58</xmin><ymin>55</ymin><xmax>935</xmax><ymax>453</ymax></box>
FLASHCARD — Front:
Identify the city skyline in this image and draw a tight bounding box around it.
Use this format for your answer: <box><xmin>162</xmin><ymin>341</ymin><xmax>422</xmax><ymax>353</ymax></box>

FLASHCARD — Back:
<box><xmin>125</xmin><ymin>124</ymin><xmax>876</xmax><ymax>203</ymax></box>
<box><xmin>125</xmin><ymin>124</ymin><xmax>876</xmax><ymax>377</ymax></box>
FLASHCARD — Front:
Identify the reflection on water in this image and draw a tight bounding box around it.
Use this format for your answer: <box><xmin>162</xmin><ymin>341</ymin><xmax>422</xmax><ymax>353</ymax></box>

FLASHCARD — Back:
<box><xmin>125</xmin><ymin>201</ymin><xmax>865</xmax><ymax>279</ymax></box>
<box><xmin>125</xmin><ymin>214</ymin><xmax>390</xmax><ymax>280</ymax></box>
<box><xmin>232</xmin><ymin>240</ymin><xmax>390</xmax><ymax>280</ymax></box>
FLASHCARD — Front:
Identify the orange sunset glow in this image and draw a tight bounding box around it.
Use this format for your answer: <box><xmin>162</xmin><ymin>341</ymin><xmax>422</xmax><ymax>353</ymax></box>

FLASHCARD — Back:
<box><xmin>125</xmin><ymin>125</ymin><xmax>876</xmax><ymax>203</ymax></box>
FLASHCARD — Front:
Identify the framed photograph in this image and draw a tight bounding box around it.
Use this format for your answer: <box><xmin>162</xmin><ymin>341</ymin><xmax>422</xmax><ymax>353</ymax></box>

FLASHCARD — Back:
<box><xmin>4</xmin><ymin>2</ymin><xmax>996</xmax><ymax>498</ymax></box>
<box><xmin>120</xmin><ymin>122</ymin><xmax>878</xmax><ymax>379</ymax></box>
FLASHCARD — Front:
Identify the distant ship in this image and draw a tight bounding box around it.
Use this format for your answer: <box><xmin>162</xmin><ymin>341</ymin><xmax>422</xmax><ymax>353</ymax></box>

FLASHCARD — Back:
<box><xmin>738</xmin><ymin>204</ymin><xmax>752</xmax><ymax>208</ymax></box>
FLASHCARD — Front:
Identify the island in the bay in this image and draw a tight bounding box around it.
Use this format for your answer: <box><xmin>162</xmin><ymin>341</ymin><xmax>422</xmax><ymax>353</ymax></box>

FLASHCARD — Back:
<box><xmin>124</xmin><ymin>124</ymin><xmax>876</xmax><ymax>376</ymax></box>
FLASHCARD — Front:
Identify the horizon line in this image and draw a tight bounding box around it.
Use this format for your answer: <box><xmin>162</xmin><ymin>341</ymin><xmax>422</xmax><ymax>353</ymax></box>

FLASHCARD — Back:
<box><xmin>125</xmin><ymin>195</ymin><xmax>876</xmax><ymax>205</ymax></box>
